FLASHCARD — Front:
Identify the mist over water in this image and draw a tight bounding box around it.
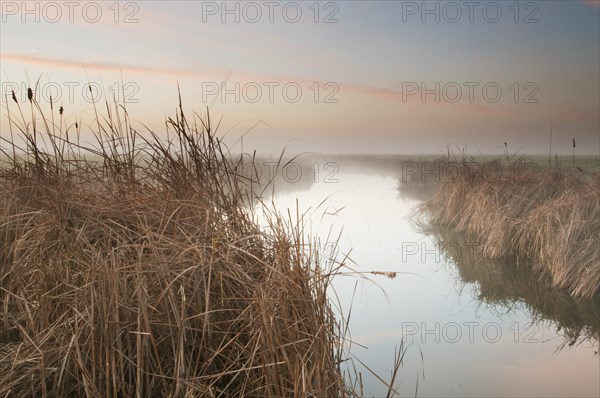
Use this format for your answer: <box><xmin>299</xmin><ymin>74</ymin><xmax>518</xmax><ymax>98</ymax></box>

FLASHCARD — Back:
<box><xmin>263</xmin><ymin>155</ymin><xmax>599</xmax><ymax>397</ymax></box>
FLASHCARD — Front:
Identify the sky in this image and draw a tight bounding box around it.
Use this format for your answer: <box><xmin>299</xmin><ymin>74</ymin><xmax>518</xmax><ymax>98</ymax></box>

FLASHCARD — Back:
<box><xmin>1</xmin><ymin>0</ymin><xmax>599</xmax><ymax>155</ymax></box>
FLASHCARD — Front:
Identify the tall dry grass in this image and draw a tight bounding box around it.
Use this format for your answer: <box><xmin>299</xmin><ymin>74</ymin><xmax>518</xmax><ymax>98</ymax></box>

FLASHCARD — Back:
<box><xmin>0</xmin><ymin>88</ymin><xmax>360</xmax><ymax>397</ymax></box>
<box><xmin>416</xmin><ymin>158</ymin><xmax>600</xmax><ymax>300</ymax></box>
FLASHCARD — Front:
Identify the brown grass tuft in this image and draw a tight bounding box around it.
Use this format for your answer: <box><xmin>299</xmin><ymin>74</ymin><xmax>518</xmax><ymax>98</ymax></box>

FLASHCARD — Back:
<box><xmin>0</xmin><ymin>89</ymin><xmax>358</xmax><ymax>396</ymax></box>
<box><xmin>416</xmin><ymin>158</ymin><xmax>600</xmax><ymax>300</ymax></box>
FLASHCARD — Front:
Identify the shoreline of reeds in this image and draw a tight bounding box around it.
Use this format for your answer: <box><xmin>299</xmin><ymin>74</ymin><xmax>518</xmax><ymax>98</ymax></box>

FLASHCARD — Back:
<box><xmin>418</xmin><ymin>224</ymin><xmax>600</xmax><ymax>349</ymax></box>
<box><xmin>414</xmin><ymin>157</ymin><xmax>600</xmax><ymax>300</ymax></box>
<box><xmin>0</xmin><ymin>89</ymin><xmax>364</xmax><ymax>396</ymax></box>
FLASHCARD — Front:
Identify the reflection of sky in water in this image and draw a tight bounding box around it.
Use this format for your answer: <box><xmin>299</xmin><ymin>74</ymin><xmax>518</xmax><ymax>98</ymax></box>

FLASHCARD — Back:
<box><xmin>261</xmin><ymin>171</ymin><xmax>599</xmax><ymax>397</ymax></box>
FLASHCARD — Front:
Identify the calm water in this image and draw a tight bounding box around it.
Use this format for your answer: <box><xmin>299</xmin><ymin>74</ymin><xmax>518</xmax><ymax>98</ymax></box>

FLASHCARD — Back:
<box><xmin>259</xmin><ymin>160</ymin><xmax>599</xmax><ymax>397</ymax></box>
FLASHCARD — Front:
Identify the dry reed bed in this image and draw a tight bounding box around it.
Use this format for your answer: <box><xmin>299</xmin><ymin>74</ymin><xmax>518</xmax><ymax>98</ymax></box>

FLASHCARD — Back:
<box><xmin>418</xmin><ymin>159</ymin><xmax>600</xmax><ymax>299</ymax></box>
<box><xmin>0</xmin><ymin>93</ymin><xmax>355</xmax><ymax>397</ymax></box>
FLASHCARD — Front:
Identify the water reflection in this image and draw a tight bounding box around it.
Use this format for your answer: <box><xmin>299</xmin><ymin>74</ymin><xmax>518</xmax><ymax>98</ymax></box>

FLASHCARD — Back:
<box><xmin>397</xmin><ymin>159</ymin><xmax>600</xmax><ymax>351</ymax></box>
<box><xmin>417</xmin><ymin>224</ymin><xmax>600</xmax><ymax>351</ymax></box>
<box><xmin>258</xmin><ymin>156</ymin><xmax>599</xmax><ymax>396</ymax></box>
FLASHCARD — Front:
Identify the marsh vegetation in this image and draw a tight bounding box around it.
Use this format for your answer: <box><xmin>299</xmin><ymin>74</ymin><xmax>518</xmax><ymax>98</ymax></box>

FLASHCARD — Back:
<box><xmin>0</xmin><ymin>90</ymin><xmax>377</xmax><ymax>397</ymax></box>
<box><xmin>414</xmin><ymin>157</ymin><xmax>600</xmax><ymax>300</ymax></box>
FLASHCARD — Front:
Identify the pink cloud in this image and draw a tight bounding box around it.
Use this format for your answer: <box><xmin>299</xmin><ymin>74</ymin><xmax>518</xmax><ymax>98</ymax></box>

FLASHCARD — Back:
<box><xmin>2</xmin><ymin>53</ymin><xmax>406</xmax><ymax>100</ymax></box>
<box><xmin>1</xmin><ymin>53</ymin><xmax>220</xmax><ymax>78</ymax></box>
<box><xmin>583</xmin><ymin>0</ymin><xmax>600</xmax><ymax>7</ymax></box>
<box><xmin>1</xmin><ymin>53</ymin><xmax>514</xmax><ymax>117</ymax></box>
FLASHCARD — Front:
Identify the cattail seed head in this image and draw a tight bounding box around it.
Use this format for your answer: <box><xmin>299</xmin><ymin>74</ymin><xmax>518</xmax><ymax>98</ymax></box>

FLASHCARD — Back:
<box><xmin>59</xmin><ymin>106</ymin><xmax>63</xmax><ymax>115</ymax></box>
<box><xmin>27</xmin><ymin>88</ymin><xmax>33</xmax><ymax>102</ymax></box>
<box><xmin>11</xmin><ymin>90</ymin><xmax>17</xmax><ymax>104</ymax></box>
<box><xmin>573</xmin><ymin>138</ymin><xmax>576</xmax><ymax>148</ymax></box>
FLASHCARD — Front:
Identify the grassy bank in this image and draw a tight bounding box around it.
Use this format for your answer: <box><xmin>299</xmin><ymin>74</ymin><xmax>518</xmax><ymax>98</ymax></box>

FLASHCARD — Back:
<box><xmin>415</xmin><ymin>158</ymin><xmax>600</xmax><ymax>300</ymax></box>
<box><xmin>0</xmin><ymin>92</ymin><xmax>356</xmax><ymax>397</ymax></box>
